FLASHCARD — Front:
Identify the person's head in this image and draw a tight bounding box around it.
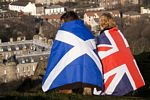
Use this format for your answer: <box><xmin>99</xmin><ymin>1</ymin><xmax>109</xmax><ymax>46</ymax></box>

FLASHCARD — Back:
<box><xmin>99</xmin><ymin>12</ymin><xmax>116</xmax><ymax>30</ymax></box>
<box><xmin>60</xmin><ymin>11</ymin><xmax>79</xmax><ymax>24</ymax></box>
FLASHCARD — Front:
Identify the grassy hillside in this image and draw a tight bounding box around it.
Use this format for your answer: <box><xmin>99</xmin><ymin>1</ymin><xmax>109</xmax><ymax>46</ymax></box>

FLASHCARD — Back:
<box><xmin>0</xmin><ymin>52</ymin><xmax>149</xmax><ymax>99</ymax></box>
<box><xmin>0</xmin><ymin>92</ymin><xmax>148</xmax><ymax>100</ymax></box>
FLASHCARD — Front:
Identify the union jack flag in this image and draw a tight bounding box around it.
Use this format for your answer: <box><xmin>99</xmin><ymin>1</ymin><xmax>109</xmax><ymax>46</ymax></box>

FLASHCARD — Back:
<box><xmin>96</xmin><ymin>27</ymin><xmax>145</xmax><ymax>96</ymax></box>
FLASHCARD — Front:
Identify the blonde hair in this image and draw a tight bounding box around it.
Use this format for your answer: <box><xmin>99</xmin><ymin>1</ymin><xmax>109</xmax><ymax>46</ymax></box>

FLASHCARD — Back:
<box><xmin>99</xmin><ymin>13</ymin><xmax>116</xmax><ymax>29</ymax></box>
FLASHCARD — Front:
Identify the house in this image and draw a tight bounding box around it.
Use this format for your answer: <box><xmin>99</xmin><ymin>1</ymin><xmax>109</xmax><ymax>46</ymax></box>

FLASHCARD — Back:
<box><xmin>123</xmin><ymin>11</ymin><xmax>141</xmax><ymax>24</ymax></box>
<box><xmin>99</xmin><ymin>0</ymin><xmax>120</xmax><ymax>9</ymax></box>
<box><xmin>41</xmin><ymin>14</ymin><xmax>62</xmax><ymax>28</ymax></box>
<box><xmin>90</xmin><ymin>18</ymin><xmax>99</xmax><ymax>32</ymax></box>
<box><xmin>41</xmin><ymin>14</ymin><xmax>62</xmax><ymax>23</ymax></box>
<box><xmin>141</xmin><ymin>7</ymin><xmax>150</xmax><ymax>14</ymax></box>
<box><xmin>83</xmin><ymin>11</ymin><xmax>101</xmax><ymax>32</ymax></box>
<box><xmin>45</xmin><ymin>5</ymin><xmax>66</xmax><ymax>15</ymax></box>
<box><xmin>84</xmin><ymin>11</ymin><xmax>97</xmax><ymax>26</ymax></box>
<box><xmin>9</xmin><ymin>1</ymin><xmax>44</xmax><ymax>16</ymax></box>
<box><xmin>9</xmin><ymin>1</ymin><xmax>35</xmax><ymax>14</ymax></box>
<box><xmin>99</xmin><ymin>0</ymin><xmax>139</xmax><ymax>9</ymax></box>
<box><xmin>86</xmin><ymin>7</ymin><xmax>105</xmax><ymax>12</ymax></box>
<box><xmin>120</xmin><ymin>0</ymin><xmax>139</xmax><ymax>5</ymax></box>
<box><xmin>44</xmin><ymin>0</ymin><xmax>76</xmax><ymax>5</ymax></box>
<box><xmin>0</xmin><ymin>34</ymin><xmax>52</xmax><ymax>81</ymax></box>
<box><xmin>84</xmin><ymin>10</ymin><xmax>120</xmax><ymax>26</ymax></box>
<box><xmin>122</xmin><ymin>11</ymin><xmax>141</xmax><ymax>26</ymax></box>
<box><xmin>35</xmin><ymin>3</ymin><xmax>44</xmax><ymax>16</ymax></box>
<box><xmin>124</xmin><ymin>11</ymin><xmax>140</xmax><ymax>18</ymax></box>
<box><xmin>0</xmin><ymin>0</ymin><xmax>17</xmax><ymax>2</ymax></box>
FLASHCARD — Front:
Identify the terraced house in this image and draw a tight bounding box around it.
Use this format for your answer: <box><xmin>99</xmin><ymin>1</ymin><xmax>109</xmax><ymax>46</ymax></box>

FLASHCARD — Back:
<box><xmin>99</xmin><ymin>0</ymin><xmax>139</xmax><ymax>9</ymax></box>
<box><xmin>0</xmin><ymin>34</ymin><xmax>53</xmax><ymax>84</ymax></box>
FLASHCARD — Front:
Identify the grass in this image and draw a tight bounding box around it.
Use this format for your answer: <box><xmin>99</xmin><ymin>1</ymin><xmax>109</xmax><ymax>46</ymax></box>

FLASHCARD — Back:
<box><xmin>0</xmin><ymin>52</ymin><xmax>150</xmax><ymax>100</ymax></box>
<box><xmin>0</xmin><ymin>91</ymin><xmax>148</xmax><ymax>100</ymax></box>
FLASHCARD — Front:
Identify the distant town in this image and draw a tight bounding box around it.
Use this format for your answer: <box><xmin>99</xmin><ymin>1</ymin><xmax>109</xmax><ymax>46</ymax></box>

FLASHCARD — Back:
<box><xmin>0</xmin><ymin>0</ymin><xmax>150</xmax><ymax>33</ymax></box>
<box><xmin>0</xmin><ymin>0</ymin><xmax>150</xmax><ymax>91</ymax></box>
<box><xmin>0</xmin><ymin>0</ymin><xmax>150</xmax><ymax>35</ymax></box>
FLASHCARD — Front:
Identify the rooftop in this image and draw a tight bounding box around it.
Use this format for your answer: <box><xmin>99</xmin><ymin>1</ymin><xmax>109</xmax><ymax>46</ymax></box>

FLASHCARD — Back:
<box><xmin>9</xmin><ymin>1</ymin><xmax>30</xmax><ymax>6</ymax></box>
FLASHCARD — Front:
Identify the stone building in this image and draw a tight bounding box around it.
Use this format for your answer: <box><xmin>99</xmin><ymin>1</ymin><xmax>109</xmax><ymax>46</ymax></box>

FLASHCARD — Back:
<box><xmin>45</xmin><ymin>5</ymin><xmax>66</xmax><ymax>15</ymax></box>
<box><xmin>0</xmin><ymin>35</ymin><xmax>53</xmax><ymax>84</ymax></box>
<box><xmin>9</xmin><ymin>1</ymin><xmax>44</xmax><ymax>16</ymax></box>
<box><xmin>0</xmin><ymin>0</ymin><xmax>17</xmax><ymax>2</ymax></box>
<box><xmin>84</xmin><ymin>10</ymin><xmax>120</xmax><ymax>32</ymax></box>
<box><xmin>34</xmin><ymin>0</ymin><xmax>76</xmax><ymax>5</ymax></box>
<box><xmin>99</xmin><ymin>0</ymin><xmax>139</xmax><ymax>9</ymax></box>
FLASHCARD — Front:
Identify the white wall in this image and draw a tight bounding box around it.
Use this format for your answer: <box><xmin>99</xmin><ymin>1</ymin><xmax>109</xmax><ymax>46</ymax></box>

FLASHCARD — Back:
<box><xmin>141</xmin><ymin>7</ymin><xmax>150</xmax><ymax>14</ymax></box>
<box><xmin>23</xmin><ymin>2</ymin><xmax>36</xmax><ymax>15</ymax></box>
<box><xmin>9</xmin><ymin>2</ymin><xmax>38</xmax><ymax>16</ymax></box>
<box><xmin>9</xmin><ymin>4</ymin><xmax>25</xmax><ymax>12</ymax></box>
<box><xmin>45</xmin><ymin>7</ymin><xmax>65</xmax><ymax>15</ymax></box>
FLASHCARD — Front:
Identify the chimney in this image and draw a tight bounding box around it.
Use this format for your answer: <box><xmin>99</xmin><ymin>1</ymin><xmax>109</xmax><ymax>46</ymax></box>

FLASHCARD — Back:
<box><xmin>31</xmin><ymin>58</ymin><xmax>34</xmax><ymax>62</ymax></box>
<box><xmin>8</xmin><ymin>46</ymin><xmax>11</xmax><ymax>51</ymax></box>
<box><xmin>15</xmin><ymin>46</ymin><xmax>19</xmax><ymax>50</ymax></box>
<box><xmin>10</xmin><ymin>37</ymin><xmax>13</xmax><ymax>42</ymax></box>
<box><xmin>17</xmin><ymin>37</ymin><xmax>21</xmax><ymax>41</ymax></box>
<box><xmin>22</xmin><ymin>36</ymin><xmax>26</xmax><ymax>41</ymax></box>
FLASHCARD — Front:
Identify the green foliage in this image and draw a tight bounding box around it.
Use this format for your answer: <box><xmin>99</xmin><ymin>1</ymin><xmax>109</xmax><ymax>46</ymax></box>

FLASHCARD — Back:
<box><xmin>134</xmin><ymin>52</ymin><xmax>150</xmax><ymax>97</ymax></box>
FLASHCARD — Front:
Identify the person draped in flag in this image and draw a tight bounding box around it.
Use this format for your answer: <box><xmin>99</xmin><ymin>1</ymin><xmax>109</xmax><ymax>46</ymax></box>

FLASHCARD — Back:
<box><xmin>42</xmin><ymin>11</ymin><xmax>103</xmax><ymax>94</ymax></box>
<box><xmin>95</xmin><ymin>12</ymin><xmax>145</xmax><ymax>96</ymax></box>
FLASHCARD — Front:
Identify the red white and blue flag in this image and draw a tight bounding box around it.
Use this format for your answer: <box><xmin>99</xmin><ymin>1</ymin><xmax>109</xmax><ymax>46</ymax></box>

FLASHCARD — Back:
<box><xmin>96</xmin><ymin>27</ymin><xmax>145</xmax><ymax>96</ymax></box>
<box><xmin>42</xmin><ymin>20</ymin><xmax>103</xmax><ymax>92</ymax></box>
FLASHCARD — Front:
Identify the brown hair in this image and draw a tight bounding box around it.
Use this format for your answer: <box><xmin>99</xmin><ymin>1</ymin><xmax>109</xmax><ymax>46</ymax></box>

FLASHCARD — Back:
<box><xmin>60</xmin><ymin>11</ymin><xmax>79</xmax><ymax>22</ymax></box>
<box><xmin>99</xmin><ymin>13</ymin><xmax>116</xmax><ymax>29</ymax></box>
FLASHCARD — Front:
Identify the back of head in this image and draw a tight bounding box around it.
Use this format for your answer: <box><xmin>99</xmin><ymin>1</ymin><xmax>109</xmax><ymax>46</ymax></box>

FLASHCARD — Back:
<box><xmin>99</xmin><ymin>12</ymin><xmax>116</xmax><ymax>30</ymax></box>
<box><xmin>60</xmin><ymin>11</ymin><xmax>79</xmax><ymax>23</ymax></box>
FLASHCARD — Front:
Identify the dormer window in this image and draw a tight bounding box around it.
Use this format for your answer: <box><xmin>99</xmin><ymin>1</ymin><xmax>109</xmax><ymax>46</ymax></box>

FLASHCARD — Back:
<box><xmin>8</xmin><ymin>47</ymin><xmax>11</xmax><ymax>51</ymax></box>
<box><xmin>22</xmin><ymin>59</ymin><xmax>25</xmax><ymax>64</ymax></box>
<box><xmin>15</xmin><ymin>46</ymin><xmax>19</xmax><ymax>50</ymax></box>
<box><xmin>31</xmin><ymin>58</ymin><xmax>34</xmax><ymax>62</ymax></box>
<box><xmin>0</xmin><ymin>47</ymin><xmax>3</xmax><ymax>52</ymax></box>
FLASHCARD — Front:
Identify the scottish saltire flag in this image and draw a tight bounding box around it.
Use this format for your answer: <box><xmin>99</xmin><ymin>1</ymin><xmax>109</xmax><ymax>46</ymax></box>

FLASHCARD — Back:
<box><xmin>95</xmin><ymin>27</ymin><xmax>145</xmax><ymax>96</ymax></box>
<box><xmin>42</xmin><ymin>20</ymin><xmax>103</xmax><ymax>92</ymax></box>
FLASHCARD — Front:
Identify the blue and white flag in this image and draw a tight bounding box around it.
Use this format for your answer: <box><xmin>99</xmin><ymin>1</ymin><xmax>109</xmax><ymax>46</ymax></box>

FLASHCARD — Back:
<box><xmin>42</xmin><ymin>20</ymin><xmax>103</xmax><ymax>92</ymax></box>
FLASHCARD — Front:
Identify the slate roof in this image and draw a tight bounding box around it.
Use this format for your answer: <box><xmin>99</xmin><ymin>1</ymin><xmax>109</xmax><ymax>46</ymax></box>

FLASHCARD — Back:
<box><xmin>10</xmin><ymin>1</ymin><xmax>29</xmax><ymax>6</ymax></box>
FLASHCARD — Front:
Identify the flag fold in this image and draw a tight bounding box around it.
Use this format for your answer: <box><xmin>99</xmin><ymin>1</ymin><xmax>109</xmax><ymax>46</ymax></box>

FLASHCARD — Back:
<box><xmin>42</xmin><ymin>20</ymin><xmax>103</xmax><ymax>92</ymax></box>
<box><xmin>96</xmin><ymin>27</ymin><xmax>145</xmax><ymax>96</ymax></box>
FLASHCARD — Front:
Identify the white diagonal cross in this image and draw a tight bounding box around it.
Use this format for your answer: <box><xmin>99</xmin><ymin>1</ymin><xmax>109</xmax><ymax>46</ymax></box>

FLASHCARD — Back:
<box><xmin>42</xmin><ymin>30</ymin><xmax>102</xmax><ymax>92</ymax></box>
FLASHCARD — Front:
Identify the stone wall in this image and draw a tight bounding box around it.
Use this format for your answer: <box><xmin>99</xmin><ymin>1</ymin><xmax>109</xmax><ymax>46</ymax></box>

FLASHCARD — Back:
<box><xmin>16</xmin><ymin>62</ymin><xmax>38</xmax><ymax>78</ymax></box>
<box><xmin>0</xmin><ymin>35</ymin><xmax>52</xmax><ymax>91</ymax></box>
